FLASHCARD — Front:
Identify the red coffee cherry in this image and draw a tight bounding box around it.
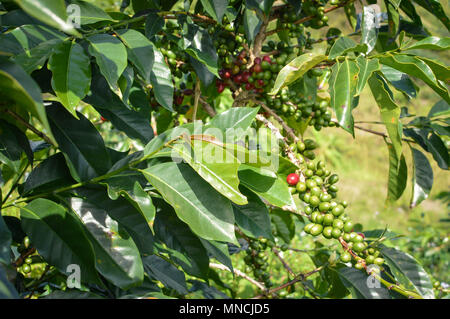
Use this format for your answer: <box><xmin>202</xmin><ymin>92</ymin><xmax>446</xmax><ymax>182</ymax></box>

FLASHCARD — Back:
<box><xmin>287</xmin><ymin>173</ymin><xmax>300</xmax><ymax>185</ymax></box>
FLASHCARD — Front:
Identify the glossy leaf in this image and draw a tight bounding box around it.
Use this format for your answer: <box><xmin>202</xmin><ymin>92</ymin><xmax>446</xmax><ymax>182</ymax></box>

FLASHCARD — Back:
<box><xmin>142</xmin><ymin>162</ymin><xmax>237</xmax><ymax>244</ymax></box>
<box><xmin>233</xmin><ymin>186</ymin><xmax>274</xmax><ymax>240</ymax></box>
<box><xmin>48</xmin><ymin>40</ymin><xmax>91</xmax><ymax>118</ymax></box>
<box><xmin>368</xmin><ymin>74</ymin><xmax>403</xmax><ymax>162</ymax></box>
<box><xmin>381</xmin><ymin>246</ymin><xmax>434</xmax><ymax>298</ymax></box>
<box><xmin>404</xmin><ymin>36</ymin><xmax>450</xmax><ymax>51</ymax></box>
<box><xmin>410</xmin><ymin>147</ymin><xmax>433</xmax><ymax>208</ymax></box>
<box><xmin>68</xmin><ymin>196</ymin><xmax>144</xmax><ymax>289</ymax></box>
<box><xmin>75</xmin><ymin>187</ymin><xmax>155</xmax><ymax>255</ymax></box>
<box><xmin>270</xmin><ymin>208</ymin><xmax>295</xmax><ymax>244</ymax></box>
<box><xmin>14</xmin><ymin>38</ymin><xmax>62</xmax><ymax>73</ymax></box>
<box><xmin>143</xmin><ymin>255</ymin><xmax>188</xmax><ymax>295</ymax></box>
<box><xmin>426</xmin><ymin>133</ymin><xmax>449</xmax><ymax>170</ymax></box>
<box><xmin>385</xmin><ymin>0</ymin><xmax>400</xmax><ymax>39</ymax></box>
<box><xmin>22</xmin><ymin>152</ymin><xmax>74</xmax><ymax>195</ymax></box>
<box><xmin>14</xmin><ymin>0</ymin><xmax>80</xmax><ymax>36</ymax></box>
<box><xmin>380</xmin><ymin>65</ymin><xmax>417</xmax><ymax>99</ymax></box>
<box><xmin>270</xmin><ymin>53</ymin><xmax>327</xmax><ymax>95</ymax></box>
<box><xmin>153</xmin><ymin>202</ymin><xmax>210</xmax><ymax>278</ymax></box>
<box><xmin>379</xmin><ymin>54</ymin><xmax>450</xmax><ymax>104</ymax></box>
<box><xmin>428</xmin><ymin>100</ymin><xmax>450</xmax><ymax>118</ymax></box>
<box><xmin>355</xmin><ymin>56</ymin><xmax>380</xmax><ymax>96</ymax></box>
<box><xmin>328</xmin><ymin>37</ymin><xmax>367</xmax><ymax>60</ymax></box>
<box><xmin>145</xmin><ymin>12</ymin><xmax>164</xmax><ymax>39</ymax></box>
<box><xmin>418</xmin><ymin>56</ymin><xmax>450</xmax><ymax>85</ymax></box>
<box><xmin>238</xmin><ymin>165</ymin><xmax>295</xmax><ymax>208</ymax></box>
<box><xmin>168</xmin><ymin>140</ymin><xmax>247</xmax><ymax>205</ymax></box>
<box><xmin>0</xmin><ymin>119</ymin><xmax>33</xmax><ymax>169</ymax></box>
<box><xmin>243</xmin><ymin>7</ymin><xmax>262</xmax><ymax>44</ymax></box>
<box><xmin>200</xmin><ymin>239</ymin><xmax>233</xmax><ymax>272</ymax></box>
<box><xmin>360</xmin><ymin>6</ymin><xmax>378</xmax><ymax>54</ymax></box>
<box><xmin>207</xmin><ymin>107</ymin><xmax>259</xmax><ymax>139</ymax></box>
<box><xmin>87</xmin><ymin>34</ymin><xmax>128</xmax><ymax>91</ymax></box>
<box><xmin>386</xmin><ymin>141</ymin><xmax>408</xmax><ymax>202</ymax></box>
<box><xmin>338</xmin><ymin>267</ymin><xmax>391</xmax><ymax>299</ymax></box>
<box><xmin>413</xmin><ymin>0</ymin><xmax>450</xmax><ymax>31</ymax></box>
<box><xmin>46</xmin><ymin>104</ymin><xmax>111</xmax><ymax>181</ymax></box>
<box><xmin>200</xmin><ymin>0</ymin><xmax>228</xmax><ymax>22</ymax></box>
<box><xmin>70</xmin><ymin>0</ymin><xmax>114</xmax><ymax>25</ymax></box>
<box><xmin>85</xmin><ymin>67</ymin><xmax>155</xmax><ymax>144</ymax></box>
<box><xmin>20</xmin><ymin>199</ymin><xmax>100</xmax><ymax>284</ymax></box>
<box><xmin>0</xmin><ymin>58</ymin><xmax>53</xmax><ymax>142</ymax></box>
<box><xmin>329</xmin><ymin>59</ymin><xmax>359</xmax><ymax>135</ymax></box>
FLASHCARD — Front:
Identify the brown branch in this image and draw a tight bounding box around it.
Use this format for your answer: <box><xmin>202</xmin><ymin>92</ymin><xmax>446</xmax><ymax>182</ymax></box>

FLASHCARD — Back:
<box><xmin>198</xmin><ymin>97</ymin><xmax>217</xmax><ymax>117</ymax></box>
<box><xmin>13</xmin><ymin>248</ymin><xmax>36</xmax><ymax>268</ymax></box>
<box><xmin>272</xmin><ymin>248</ymin><xmax>295</xmax><ymax>277</ymax></box>
<box><xmin>252</xmin><ymin>265</ymin><xmax>326</xmax><ymax>299</ymax></box>
<box><xmin>209</xmin><ymin>263</ymin><xmax>266</xmax><ymax>291</ymax></box>
<box><xmin>2</xmin><ymin>109</ymin><xmax>55</xmax><ymax>146</ymax></box>
<box><xmin>192</xmin><ymin>78</ymin><xmax>201</xmax><ymax>121</ymax></box>
<box><xmin>353</xmin><ymin>124</ymin><xmax>417</xmax><ymax>144</ymax></box>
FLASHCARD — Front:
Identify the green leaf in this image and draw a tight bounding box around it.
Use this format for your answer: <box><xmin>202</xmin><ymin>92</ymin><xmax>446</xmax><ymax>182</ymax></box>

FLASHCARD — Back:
<box><xmin>20</xmin><ymin>199</ymin><xmax>101</xmax><ymax>284</ymax></box>
<box><xmin>368</xmin><ymin>74</ymin><xmax>403</xmax><ymax>162</ymax></box>
<box><xmin>14</xmin><ymin>0</ymin><xmax>80</xmax><ymax>36</ymax></box>
<box><xmin>0</xmin><ymin>58</ymin><xmax>53</xmax><ymax>143</ymax></box>
<box><xmin>238</xmin><ymin>164</ymin><xmax>295</xmax><ymax>208</ymax></box>
<box><xmin>168</xmin><ymin>140</ymin><xmax>247</xmax><ymax>205</ymax></box>
<box><xmin>0</xmin><ymin>267</ymin><xmax>18</xmax><ymax>299</ymax></box>
<box><xmin>0</xmin><ymin>119</ymin><xmax>33</xmax><ymax>170</ymax></box>
<box><xmin>70</xmin><ymin>0</ymin><xmax>114</xmax><ymax>25</ymax></box>
<box><xmin>0</xmin><ymin>215</ymin><xmax>12</xmax><ymax>265</ymax></box>
<box><xmin>338</xmin><ymin>267</ymin><xmax>391</xmax><ymax>299</ymax></box>
<box><xmin>270</xmin><ymin>208</ymin><xmax>295</xmax><ymax>244</ymax></box>
<box><xmin>68</xmin><ymin>196</ymin><xmax>144</xmax><ymax>289</ymax></box>
<box><xmin>417</xmin><ymin>56</ymin><xmax>450</xmax><ymax>85</ymax></box>
<box><xmin>75</xmin><ymin>186</ymin><xmax>155</xmax><ymax>255</ymax></box>
<box><xmin>145</xmin><ymin>12</ymin><xmax>164</xmax><ymax>39</ymax></box>
<box><xmin>43</xmin><ymin>289</ymin><xmax>104</xmax><ymax>299</ymax></box>
<box><xmin>344</xmin><ymin>2</ymin><xmax>357</xmax><ymax>31</ymax></box>
<box><xmin>142</xmin><ymin>162</ymin><xmax>237</xmax><ymax>244</ymax></box>
<box><xmin>143</xmin><ymin>255</ymin><xmax>188</xmax><ymax>295</ymax></box>
<box><xmin>14</xmin><ymin>38</ymin><xmax>63</xmax><ymax>73</ymax></box>
<box><xmin>329</xmin><ymin>59</ymin><xmax>359</xmax><ymax>135</ymax></box>
<box><xmin>413</xmin><ymin>0</ymin><xmax>450</xmax><ymax>32</ymax></box>
<box><xmin>153</xmin><ymin>201</ymin><xmax>210</xmax><ymax>278</ymax></box>
<box><xmin>355</xmin><ymin>56</ymin><xmax>380</xmax><ymax>96</ymax></box>
<box><xmin>379</xmin><ymin>54</ymin><xmax>450</xmax><ymax>104</ymax></box>
<box><xmin>428</xmin><ymin>100</ymin><xmax>450</xmax><ymax>118</ymax></box>
<box><xmin>269</xmin><ymin>53</ymin><xmax>327</xmax><ymax>95</ymax></box>
<box><xmin>426</xmin><ymin>133</ymin><xmax>449</xmax><ymax>170</ymax></box>
<box><xmin>199</xmin><ymin>239</ymin><xmax>233</xmax><ymax>272</ymax></box>
<box><xmin>22</xmin><ymin>152</ymin><xmax>74</xmax><ymax>195</ymax></box>
<box><xmin>246</xmin><ymin>0</ymin><xmax>275</xmax><ymax>15</ymax></box>
<box><xmin>233</xmin><ymin>186</ymin><xmax>274</xmax><ymax>241</ymax></box>
<box><xmin>328</xmin><ymin>37</ymin><xmax>367</xmax><ymax>60</ymax></box>
<box><xmin>101</xmin><ymin>172</ymin><xmax>155</xmax><ymax>227</ymax></box>
<box><xmin>386</xmin><ymin>141</ymin><xmax>408</xmax><ymax>202</ymax></box>
<box><xmin>360</xmin><ymin>6</ymin><xmax>379</xmax><ymax>54</ymax></box>
<box><xmin>400</xmin><ymin>0</ymin><xmax>422</xmax><ymax>26</ymax></box>
<box><xmin>200</xmin><ymin>0</ymin><xmax>228</xmax><ymax>22</ymax></box>
<box><xmin>48</xmin><ymin>40</ymin><xmax>91</xmax><ymax>119</ymax></box>
<box><xmin>404</xmin><ymin>36</ymin><xmax>450</xmax><ymax>51</ymax></box>
<box><xmin>385</xmin><ymin>0</ymin><xmax>400</xmax><ymax>39</ymax></box>
<box><xmin>179</xmin><ymin>23</ymin><xmax>219</xmax><ymax>77</ymax></box>
<box><xmin>380</xmin><ymin>65</ymin><xmax>417</xmax><ymax>99</ymax></box>
<box><xmin>87</xmin><ymin>34</ymin><xmax>128</xmax><ymax>91</ymax></box>
<box><xmin>46</xmin><ymin>104</ymin><xmax>111</xmax><ymax>182</ymax></box>
<box><xmin>243</xmin><ymin>7</ymin><xmax>262</xmax><ymax>44</ymax></box>
<box><xmin>207</xmin><ymin>107</ymin><xmax>259</xmax><ymax>139</ymax></box>
<box><xmin>85</xmin><ymin>67</ymin><xmax>155</xmax><ymax>144</ymax></box>
<box><xmin>116</xmin><ymin>29</ymin><xmax>173</xmax><ymax>111</ymax></box>
<box><xmin>410</xmin><ymin>147</ymin><xmax>433</xmax><ymax>208</ymax></box>
<box><xmin>381</xmin><ymin>246</ymin><xmax>434</xmax><ymax>298</ymax></box>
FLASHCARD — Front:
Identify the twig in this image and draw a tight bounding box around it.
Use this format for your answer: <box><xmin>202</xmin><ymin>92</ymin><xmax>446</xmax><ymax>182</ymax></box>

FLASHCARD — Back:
<box><xmin>272</xmin><ymin>248</ymin><xmax>295</xmax><ymax>277</ymax></box>
<box><xmin>353</xmin><ymin>124</ymin><xmax>417</xmax><ymax>144</ymax></box>
<box><xmin>13</xmin><ymin>248</ymin><xmax>37</xmax><ymax>268</ymax></box>
<box><xmin>209</xmin><ymin>263</ymin><xmax>266</xmax><ymax>291</ymax></box>
<box><xmin>198</xmin><ymin>97</ymin><xmax>217</xmax><ymax>117</ymax></box>
<box><xmin>192</xmin><ymin>78</ymin><xmax>201</xmax><ymax>121</ymax></box>
<box><xmin>2</xmin><ymin>109</ymin><xmax>55</xmax><ymax>147</ymax></box>
<box><xmin>252</xmin><ymin>265</ymin><xmax>326</xmax><ymax>299</ymax></box>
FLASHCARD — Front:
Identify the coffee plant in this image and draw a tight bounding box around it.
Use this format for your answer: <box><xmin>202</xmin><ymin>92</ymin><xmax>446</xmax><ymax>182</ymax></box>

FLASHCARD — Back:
<box><xmin>0</xmin><ymin>0</ymin><xmax>449</xmax><ymax>300</ymax></box>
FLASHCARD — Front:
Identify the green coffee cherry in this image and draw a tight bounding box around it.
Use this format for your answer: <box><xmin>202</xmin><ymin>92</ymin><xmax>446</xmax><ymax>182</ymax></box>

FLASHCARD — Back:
<box><xmin>310</xmin><ymin>224</ymin><xmax>323</xmax><ymax>236</ymax></box>
<box><xmin>340</xmin><ymin>251</ymin><xmax>351</xmax><ymax>263</ymax></box>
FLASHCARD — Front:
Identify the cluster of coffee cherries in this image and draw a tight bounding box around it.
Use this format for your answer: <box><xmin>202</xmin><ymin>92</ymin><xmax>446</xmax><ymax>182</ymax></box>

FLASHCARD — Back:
<box><xmin>276</xmin><ymin>8</ymin><xmax>305</xmax><ymax>38</ymax></box>
<box><xmin>301</xmin><ymin>0</ymin><xmax>331</xmax><ymax>29</ymax></box>
<box><xmin>285</xmin><ymin>139</ymin><xmax>385</xmax><ymax>270</ymax></box>
<box><xmin>16</xmin><ymin>236</ymin><xmax>48</xmax><ymax>279</ymax></box>
<box><xmin>149</xmin><ymin>86</ymin><xmax>194</xmax><ymax>114</ymax></box>
<box><xmin>216</xmin><ymin>53</ymin><xmax>280</xmax><ymax>94</ymax></box>
<box><xmin>159</xmin><ymin>41</ymin><xmax>192</xmax><ymax>78</ymax></box>
<box><xmin>243</xmin><ymin>237</ymin><xmax>273</xmax><ymax>288</ymax></box>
